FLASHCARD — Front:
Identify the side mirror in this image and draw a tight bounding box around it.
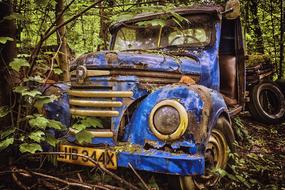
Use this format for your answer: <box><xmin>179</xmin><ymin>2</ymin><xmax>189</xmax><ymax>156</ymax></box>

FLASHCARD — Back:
<box><xmin>224</xmin><ymin>0</ymin><xmax>241</xmax><ymax>20</ymax></box>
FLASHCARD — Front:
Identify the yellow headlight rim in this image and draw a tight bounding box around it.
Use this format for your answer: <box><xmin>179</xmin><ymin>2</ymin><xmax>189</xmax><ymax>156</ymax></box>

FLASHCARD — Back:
<box><xmin>149</xmin><ymin>100</ymin><xmax>188</xmax><ymax>141</ymax></box>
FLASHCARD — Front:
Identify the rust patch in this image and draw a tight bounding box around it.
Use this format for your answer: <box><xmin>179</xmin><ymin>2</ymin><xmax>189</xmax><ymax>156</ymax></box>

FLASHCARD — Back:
<box><xmin>74</xmin><ymin>54</ymin><xmax>88</xmax><ymax>65</ymax></box>
<box><xmin>105</xmin><ymin>52</ymin><xmax>118</xmax><ymax>64</ymax></box>
<box><xmin>186</xmin><ymin>85</ymin><xmax>212</xmax><ymax>144</ymax></box>
<box><xmin>187</xmin><ymin>111</ymin><xmax>199</xmax><ymax>136</ymax></box>
<box><xmin>133</xmin><ymin>62</ymin><xmax>148</xmax><ymax>70</ymax></box>
<box><xmin>179</xmin><ymin>75</ymin><xmax>196</xmax><ymax>85</ymax></box>
<box><xmin>144</xmin><ymin>139</ymin><xmax>164</xmax><ymax>149</ymax></box>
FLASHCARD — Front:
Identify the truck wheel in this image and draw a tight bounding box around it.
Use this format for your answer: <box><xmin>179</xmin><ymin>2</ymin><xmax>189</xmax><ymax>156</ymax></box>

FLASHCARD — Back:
<box><xmin>172</xmin><ymin>117</ymin><xmax>235</xmax><ymax>190</ymax></box>
<box><xmin>275</xmin><ymin>79</ymin><xmax>285</xmax><ymax>94</ymax></box>
<box><xmin>248</xmin><ymin>81</ymin><xmax>285</xmax><ymax>124</ymax></box>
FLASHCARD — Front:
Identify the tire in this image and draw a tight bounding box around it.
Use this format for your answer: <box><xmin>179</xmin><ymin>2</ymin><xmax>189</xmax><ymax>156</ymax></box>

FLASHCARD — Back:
<box><xmin>248</xmin><ymin>81</ymin><xmax>285</xmax><ymax>124</ymax></box>
<box><xmin>275</xmin><ymin>79</ymin><xmax>285</xmax><ymax>94</ymax></box>
<box><xmin>170</xmin><ymin>117</ymin><xmax>235</xmax><ymax>190</ymax></box>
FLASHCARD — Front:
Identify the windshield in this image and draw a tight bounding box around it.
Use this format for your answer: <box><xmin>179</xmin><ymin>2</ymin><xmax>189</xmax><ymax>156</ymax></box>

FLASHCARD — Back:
<box><xmin>113</xmin><ymin>14</ymin><xmax>213</xmax><ymax>50</ymax></box>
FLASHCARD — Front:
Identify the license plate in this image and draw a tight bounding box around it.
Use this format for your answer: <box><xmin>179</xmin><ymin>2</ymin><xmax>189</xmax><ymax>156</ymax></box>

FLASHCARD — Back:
<box><xmin>57</xmin><ymin>144</ymin><xmax>117</xmax><ymax>169</ymax></box>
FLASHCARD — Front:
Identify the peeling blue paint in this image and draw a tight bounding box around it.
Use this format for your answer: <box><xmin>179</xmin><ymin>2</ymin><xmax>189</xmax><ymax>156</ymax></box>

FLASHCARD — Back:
<box><xmin>118</xmin><ymin>148</ymin><xmax>204</xmax><ymax>175</ymax></box>
<box><xmin>123</xmin><ymin>85</ymin><xmax>204</xmax><ymax>145</ymax></box>
<box><xmin>45</xmin><ymin>92</ymin><xmax>70</xmax><ymax>127</ymax></box>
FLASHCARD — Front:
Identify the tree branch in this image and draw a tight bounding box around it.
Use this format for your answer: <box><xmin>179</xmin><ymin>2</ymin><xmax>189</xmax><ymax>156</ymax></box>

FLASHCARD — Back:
<box><xmin>30</xmin><ymin>152</ymin><xmax>140</xmax><ymax>190</ymax></box>
<box><xmin>28</xmin><ymin>0</ymin><xmax>104</xmax><ymax>76</ymax></box>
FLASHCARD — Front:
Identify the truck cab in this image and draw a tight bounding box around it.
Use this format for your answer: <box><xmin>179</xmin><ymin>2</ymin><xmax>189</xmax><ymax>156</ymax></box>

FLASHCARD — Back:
<box><xmin>49</xmin><ymin>3</ymin><xmax>245</xmax><ymax>190</ymax></box>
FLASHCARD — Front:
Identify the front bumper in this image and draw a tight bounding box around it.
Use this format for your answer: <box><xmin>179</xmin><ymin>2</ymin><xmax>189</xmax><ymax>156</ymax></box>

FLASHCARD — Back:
<box><xmin>118</xmin><ymin>148</ymin><xmax>204</xmax><ymax>176</ymax></box>
<box><xmin>57</xmin><ymin>144</ymin><xmax>205</xmax><ymax>176</ymax></box>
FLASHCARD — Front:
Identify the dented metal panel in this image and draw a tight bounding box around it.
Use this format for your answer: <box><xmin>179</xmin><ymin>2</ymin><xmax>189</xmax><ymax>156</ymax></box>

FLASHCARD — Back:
<box><xmin>117</xmin><ymin>148</ymin><xmax>205</xmax><ymax>175</ymax></box>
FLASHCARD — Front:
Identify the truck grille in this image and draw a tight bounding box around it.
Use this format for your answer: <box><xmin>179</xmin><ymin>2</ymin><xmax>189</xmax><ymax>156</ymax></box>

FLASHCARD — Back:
<box><xmin>68</xmin><ymin>89</ymin><xmax>133</xmax><ymax>117</ymax></box>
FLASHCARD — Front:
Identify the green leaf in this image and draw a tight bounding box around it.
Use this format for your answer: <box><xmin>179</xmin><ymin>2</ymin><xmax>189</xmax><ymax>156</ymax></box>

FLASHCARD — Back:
<box><xmin>29</xmin><ymin>131</ymin><xmax>45</xmax><ymax>143</ymax></box>
<box><xmin>22</xmin><ymin>89</ymin><xmax>41</xmax><ymax>97</ymax></box>
<box><xmin>4</xmin><ymin>13</ymin><xmax>24</xmax><ymax>20</ymax></box>
<box><xmin>0</xmin><ymin>138</ymin><xmax>14</xmax><ymax>151</ymax></box>
<box><xmin>72</xmin><ymin>123</ymin><xmax>87</xmax><ymax>131</ymax></box>
<box><xmin>48</xmin><ymin>120</ymin><xmax>65</xmax><ymax>130</ymax></box>
<box><xmin>0</xmin><ymin>106</ymin><xmax>10</xmax><ymax>118</ymax></box>
<box><xmin>0</xmin><ymin>128</ymin><xmax>15</xmax><ymax>139</ymax></box>
<box><xmin>137</xmin><ymin>19</ymin><xmax>166</xmax><ymax>27</ymax></box>
<box><xmin>34</xmin><ymin>95</ymin><xmax>57</xmax><ymax>111</ymax></box>
<box><xmin>81</xmin><ymin>117</ymin><xmax>103</xmax><ymax>128</ymax></box>
<box><xmin>46</xmin><ymin>134</ymin><xmax>58</xmax><ymax>147</ymax></box>
<box><xmin>14</xmin><ymin>86</ymin><xmax>28</xmax><ymax>94</ymax></box>
<box><xmin>75</xmin><ymin>130</ymin><xmax>93</xmax><ymax>144</ymax></box>
<box><xmin>53</xmin><ymin>68</ymin><xmax>63</xmax><ymax>75</ymax></box>
<box><xmin>214</xmin><ymin>168</ymin><xmax>227</xmax><ymax>177</ymax></box>
<box><xmin>14</xmin><ymin>86</ymin><xmax>41</xmax><ymax>97</ymax></box>
<box><xmin>19</xmin><ymin>143</ymin><xmax>42</xmax><ymax>153</ymax></box>
<box><xmin>24</xmin><ymin>75</ymin><xmax>44</xmax><ymax>83</ymax></box>
<box><xmin>9</xmin><ymin>58</ymin><xmax>30</xmax><ymax>72</ymax></box>
<box><xmin>0</xmin><ymin>37</ymin><xmax>14</xmax><ymax>44</ymax></box>
<box><xmin>17</xmin><ymin>53</ymin><xmax>30</xmax><ymax>58</ymax></box>
<box><xmin>170</xmin><ymin>11</ymin><xmax>187</xmax><ymax>23</ymax></box>
<box><xmin>29</xmin><ymin>116</ymin><xmax>49</xmax><ymax>129</ymax></box>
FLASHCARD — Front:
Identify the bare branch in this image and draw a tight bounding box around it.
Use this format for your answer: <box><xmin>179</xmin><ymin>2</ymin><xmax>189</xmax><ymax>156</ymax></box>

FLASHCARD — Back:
<box><xmin>128</xmin><ymin>163</ymin><xmax>150</xmax><ymax>190</ymax></box>
<box><xmin>30</xmin><ymin>152</ymin><xmax>140</xmax><ymax>190</ymax></box>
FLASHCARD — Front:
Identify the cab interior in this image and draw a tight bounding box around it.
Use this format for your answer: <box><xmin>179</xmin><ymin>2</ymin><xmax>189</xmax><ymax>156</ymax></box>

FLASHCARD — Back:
<box><xmin>219</xmin><ymin>17</ymin><xmax>245</xmax><ymax>113</ymax></box>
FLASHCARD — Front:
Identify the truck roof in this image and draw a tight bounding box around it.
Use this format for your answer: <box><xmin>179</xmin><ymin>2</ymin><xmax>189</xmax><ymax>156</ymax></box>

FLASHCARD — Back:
<box><xmin>109</xmin><ymin>5</ymin><xmax>224</xmax><ymax>33</ymax></box>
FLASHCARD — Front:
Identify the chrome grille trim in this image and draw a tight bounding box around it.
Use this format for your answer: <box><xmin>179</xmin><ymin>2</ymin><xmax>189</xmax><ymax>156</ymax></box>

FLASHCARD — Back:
<box><xmin>69</xmin><ymin>128</ymin><xmax>114</xmax><ymax>138</ymax></box>
<box><xmin>70</xmin><ymin>108</ymin><xmax>119</xmax><ymax>117</ymax></box>
<box><xmin>69</xmin><ymin>99</ymin><xmax>123</xmax><ymax>107</ymax></box>
<box><xmin>68</xmin><ymin>90</ymin><xmax>133</xmax><ymax>98</ymax></box>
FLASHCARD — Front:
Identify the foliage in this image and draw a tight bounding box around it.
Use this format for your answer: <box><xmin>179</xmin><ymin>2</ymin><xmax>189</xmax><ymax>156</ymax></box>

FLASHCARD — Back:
<box><xmin>19</xmin><ymin>143</ymin><xmax>43</xmax><ymax>153</ymax></box>
<box><xmin>0</xmin><ymin>138</ymin><xmax>14</xmax><ymax>151</ymax></box>
<box><xmin>0</xmin><ymin>55</ymin><xmax>66</xmax><ymax>153</ymax></box>
<box><xmin>216</xmin><ymin>117</ymin><xmax>285</xmax><ymax>189</ymax></box>
<box><xmin>0</xmin><ymin>36</ymin><xmax>13</xmax><ymax>44</ymax></box>
<box><xmin>0</xmin><ymin>106</ymin><xmax>10</xmax><ymax>117</ymax></box>
<box><xmin>71</xmin><ymin>116</ymin><xmax>103</xmax><ymax>144</ymax></box>
<box><xmin>9</xmin><ymin>58</ymin><xmax>30</xmax><ymax>72</ymax></box>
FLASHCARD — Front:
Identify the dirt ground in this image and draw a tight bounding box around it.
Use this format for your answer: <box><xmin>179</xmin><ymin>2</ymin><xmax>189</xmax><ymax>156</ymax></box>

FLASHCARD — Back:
<box><xmin>0</xmin><ymin>115</ymin><xmax>284</xmax><ymax>190</ymax></box>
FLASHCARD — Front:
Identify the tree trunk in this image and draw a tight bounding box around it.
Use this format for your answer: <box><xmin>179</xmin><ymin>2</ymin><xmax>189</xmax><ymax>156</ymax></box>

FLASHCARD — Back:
<box><xmin>158</xmin><ymin>0</ymin><xmax>166</xmax><ymax>5</ymax></box>
<box><xmin>56</xmin><ymin>0</ymin><xmax>69</xmax><ymax>81</ymax></box>
<box><xmin>269</xmin><ymin>0</ymin><xmax>278</xmax><ymax>70</ymax></box>
<box><xmin>279</xmin><ymin>0</ymin><xmax>284</xmax><ymax>78</ymax></box>
<box><xmin>0</xmin><ymin>0</ymin><xmax>17</xmax><ymax>107</ymax></box>
<box><xmin>98</xmin><ymin>2</ymin><xmax>109</xmax><ymax>50</ymax></box>
<box><xmin>249</xmin><ymin>0</ymin><xmax>264</xmax><ymax>54</ymax></box>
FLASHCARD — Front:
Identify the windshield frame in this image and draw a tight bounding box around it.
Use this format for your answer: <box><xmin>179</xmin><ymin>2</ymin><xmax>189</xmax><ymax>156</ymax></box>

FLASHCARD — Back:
<box><xmin>110</xmin><ymin>12</ymin><xmax>220</xmax><ymax>51</ymax></box>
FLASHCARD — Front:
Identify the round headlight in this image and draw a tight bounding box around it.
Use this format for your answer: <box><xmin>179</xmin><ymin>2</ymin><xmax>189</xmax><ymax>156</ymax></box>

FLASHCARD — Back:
<box><xmin>149</xmin><ymin>100</ymin><xmax>188</xmax><ymax>141</ymax></box>
<box><xmin>153</xmin><ymin>106</ymin><xmax>180</xmax><ymax>135</ymax></box>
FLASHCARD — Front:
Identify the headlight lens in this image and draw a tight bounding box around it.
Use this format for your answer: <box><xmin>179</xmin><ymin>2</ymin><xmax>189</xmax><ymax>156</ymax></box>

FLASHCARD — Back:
<box><xmin>153</xmin><ymin>106</ymin><xmax>180</xmax><ymax>135</ymax></box>
<box><xmin>149</xmin><ymin>100</ymin><xmax>188</xmax><ymax>141</ymax></box>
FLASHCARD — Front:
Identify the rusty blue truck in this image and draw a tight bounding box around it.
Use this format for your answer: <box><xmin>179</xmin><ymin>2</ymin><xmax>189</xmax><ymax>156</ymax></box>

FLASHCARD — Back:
<box><xmin>44</xmin><ymin>1</ymin><xmax>285</xmax><ymax>189</ymax></box>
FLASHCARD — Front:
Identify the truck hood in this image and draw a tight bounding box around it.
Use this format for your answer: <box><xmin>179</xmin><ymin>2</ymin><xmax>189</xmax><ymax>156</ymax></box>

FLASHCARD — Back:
<box><xmin>74</xmin><ymin>50</ymin><xmax>201</xmax><ymax>76</ymax></box>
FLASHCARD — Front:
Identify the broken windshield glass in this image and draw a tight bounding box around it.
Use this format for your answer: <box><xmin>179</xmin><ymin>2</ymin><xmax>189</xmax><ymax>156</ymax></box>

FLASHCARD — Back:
<box><xmin>113</xmin><ymin>14</ymin><xmax>213</xmax><ymax>50</ymax></box>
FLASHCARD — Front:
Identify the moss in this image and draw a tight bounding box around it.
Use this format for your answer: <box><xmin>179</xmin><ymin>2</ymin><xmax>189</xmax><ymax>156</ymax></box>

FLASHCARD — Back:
<box><xmin>246</xmin><ymin>54</ymin><xmax>271</xmax><ymax>67</ymax></box>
